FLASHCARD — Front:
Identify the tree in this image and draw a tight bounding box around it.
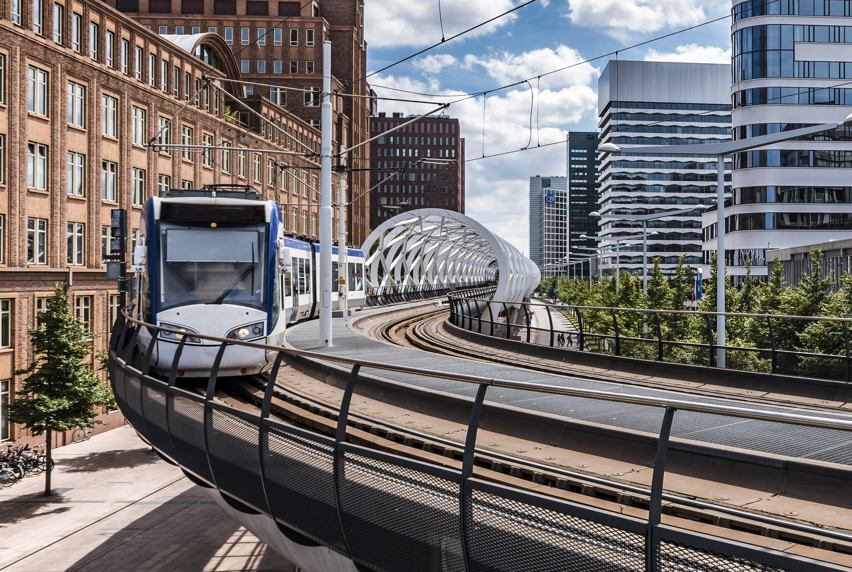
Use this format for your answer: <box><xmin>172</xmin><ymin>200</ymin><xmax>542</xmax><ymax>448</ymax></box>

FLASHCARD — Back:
<box><xmin>9</xmin><ymin>284</ymin><xmax>115</xmax><ymax>496</ymax></box>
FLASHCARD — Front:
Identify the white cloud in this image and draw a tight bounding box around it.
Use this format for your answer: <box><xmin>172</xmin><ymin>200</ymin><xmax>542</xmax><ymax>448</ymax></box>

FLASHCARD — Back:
<box><xmin>644</xmin><ymin>44</ymin><xmax>731</xmax><ymax>64</ymax></box>
<box><xmin>567</xmin><ymin>0</ymin><xmax>717</xmax><ymax>36</ymax></box>
<box><xmin>370</xmin><ymin>49</ymin><xmax>599</xmax><ymax>253</ymax></box>
<box><xmin>413</xmin><ymin>54</ymin><xmax>459</xmax><ymax>75</ymax></box>
<box><xmin>464</xmin><ymin>45</ymin><xmax>599</xmax><ymax>91</ymax></box>
<box><xmin>366</xmin><ymin>0</ymin><xmax>518</xmax><ymax>49</ymax></box>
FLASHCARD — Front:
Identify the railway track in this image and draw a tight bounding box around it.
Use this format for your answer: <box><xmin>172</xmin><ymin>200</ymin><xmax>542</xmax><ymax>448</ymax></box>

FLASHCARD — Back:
<box><xmin>376</xmin><ymin>305</ymin><xmax>852</xmax><ymax>414</ymax></box>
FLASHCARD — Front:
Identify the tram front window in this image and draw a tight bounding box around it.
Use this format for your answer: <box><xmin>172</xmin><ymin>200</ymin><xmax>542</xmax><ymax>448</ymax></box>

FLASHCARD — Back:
<box><xmin>159</xmin><ymin>222</ymin><xmax>268</xmax><ymax>311</ymax></box>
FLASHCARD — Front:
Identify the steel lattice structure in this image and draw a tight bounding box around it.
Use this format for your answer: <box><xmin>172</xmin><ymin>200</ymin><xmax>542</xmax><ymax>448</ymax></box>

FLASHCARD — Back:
<box><xmin>361</xmin><ymin>209</ymin><xmax>540</xmax><ymax>306</ymax></box>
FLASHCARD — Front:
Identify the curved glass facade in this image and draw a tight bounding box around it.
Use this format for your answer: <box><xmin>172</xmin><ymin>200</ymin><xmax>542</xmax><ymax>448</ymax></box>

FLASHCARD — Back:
<box><xmin>735</xmin><ymin>185</ymin><xmax>852</xmax><ymax>203</ymax></box>
<box><xmin>733</xmin><ymin>24</ymin><xmax>852</xmax><ymax>80</ymax></box>
<box><xmin>733</xmin><ymin>0</ymin><xmax>852</xmax><ymax>21</ymax></box>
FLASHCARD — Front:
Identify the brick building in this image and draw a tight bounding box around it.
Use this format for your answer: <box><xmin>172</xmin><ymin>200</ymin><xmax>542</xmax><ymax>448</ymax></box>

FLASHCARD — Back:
<box><xmin>102</xmin><ymin>0</ymin><xmax>372</xmax><ymax>246</ymax></box>
<box><xmin>369</xmin><ymin>112</ymin><xmax>465</xmax><ymax>228</ymax></box>
<box><xmin>0</xmin><ymin>0</ymin><xmax>339</xmax><ymax>442</ymax></box>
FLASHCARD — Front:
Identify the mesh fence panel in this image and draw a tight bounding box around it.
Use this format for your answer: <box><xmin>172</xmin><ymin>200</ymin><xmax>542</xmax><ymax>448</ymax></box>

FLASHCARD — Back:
<box><xmin>657</xmin><ymin>540</ymin><xmax>791</xmax><ymax>572</ymax></box>
<box><xmin>123</xmin><ymin>376</ymin><xmax>146</xmax><ymax>438</ymax></box>
<box><xmin>261</xmin><ymin>423</ymin><xmax>346</xmax><ymax>553</ymax></box>
<box><xmin>206</xmin><ymin>408</ymin><xmax>268</xmax><ymax>514</ymax></box>
<box><xmin>168</xmin><ymin>393</ymin><xmax>213</xmax><ymax>483</ymax></box>
<box><xmin>337</xmin><ymin>449</ymin><xmax>465</xmax><ymax>572</ymax></box>
<box><xmin>465</xmin><ymin>487</ymin><xmax>645</xmax><ymax>572</ymax></box>
<box><xmin>112</xmin><ymin>365</ymin><xmax>127</xmax><ymax>412</ymax></box>
<box><xmin>140</xmin><ymin>380</ymin><xmax>172</xmax><ymax>458</ymax></box>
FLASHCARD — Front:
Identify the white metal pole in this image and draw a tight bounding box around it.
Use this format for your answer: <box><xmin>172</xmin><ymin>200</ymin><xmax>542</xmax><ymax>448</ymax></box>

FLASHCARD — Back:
<box><xmin>318</xmin><ymin>41</ymin><xmax>333</xmax><ymax>347</ymax></box>
<box><xmin>643</xmin><ymin>221</ymin><xmax>648</xmax><ymax>294</ymax></box>
<box><xmin>616</xmin><ymin>241</ymin><xmax>621</xmax><ymax>291</ymax></box>
<box><xmin>716</xmin><ymin>154</ymin><xmax>726</xmax><ymax>367</ymax></box>
<box><xmin>588</xmin><ymin>259</ymin><xmax>592</xmax><ymax>289</ymax></box>
<box><xmin>338</xmin><ymin>151</ymin><xmax>348</xmax><ymax>313</ymax></box>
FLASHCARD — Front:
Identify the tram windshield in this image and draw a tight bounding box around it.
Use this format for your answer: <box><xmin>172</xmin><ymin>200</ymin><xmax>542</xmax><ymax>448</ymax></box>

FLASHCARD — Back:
<box><xmin>158</xmin><ymin>222</ymin><xmax>268</xmax><ymax>311</ymax></box>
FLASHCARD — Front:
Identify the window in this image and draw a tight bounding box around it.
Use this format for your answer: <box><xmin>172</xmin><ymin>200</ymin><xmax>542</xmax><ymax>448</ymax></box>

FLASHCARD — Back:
<box><xmin>0</xmin><ymin>55</ymin><xmax>6</xmax><ymax>104</ymax></box>
<box><xmin>0</xmin><ymin>214</ymin><xmax>4</xmax><ymax>263</ymax></box>
<box><xmin>158</xmin><ymin>174</ymin><xmax>171</xmax><ymax>196</ymax></box>
<box><xmin>158</xmin><ymin>25</ymin><xmax>167</xmax><ymax>34</ymax></box>
<box><xmin>67</xmin><ymin>152</ymin><xmax>84</xmax><ymax>196</ymax></box>
<box><xmin>89</xmin><ymin>22</ymin><xmax>98</xmax><ymax>59</ymax></box>
<box><xmin>67</xmin><ymin>223</ymin><xmax>84</xmax><ymax>265</ymax></box>
<box><xmin>253</xmin><ymin>153</ymin><xmax>261</xmax><ymax>182</ymax></box>
<box><xmin>238</xmin><ymin>149</ymin><xmax>246</xmax><ymax>177</ymax></box>
<box><xmin>192</xmin><ymin>26</ymin><xmax>200</xmax><ymax>34</ymax></box>
<box><xmin>101</xmin><ymin>225</ymin><xmax>109</xmax><ymax>262</ymax></box>
<box><xmin>241</xmin><ymin>27</ymin><xmax>249</xmax><ymax>44</ymax></box>
<box><xmin>257</xmin><ymin>60</ymin><xmax>266</xmax><ymax>73</ymax></box>
<box><xmin>27</xmin><ymin>143</ymin><xmax>48</xmax><ymax>190</ymax></box>
<box><xmin>290</xmin><ymin>60</ymin><xmax>298</xmax><ymax>74</ymax></box>
<box><xmin>75</xmin><ymin>296</ymin><xmax>91</xmax><ymax>330</ymax></box>
<box><xmin>181</xmin><ymin>179</ymin><xmax>192</xmax><ymax>190</ymax></box>
<box><xmin>148</xmin><ymin>53</ymin><xmax>155</xmax><ymax>86</ymax></box>
<box><xmin>291</xmin><ymin>207</ymin><xmax>297</xmax><ymax>233</ymax></box>
<box><xmin>161</xmin><ymin>60</ymin><xmax>168</xmax><ymax>92</ymax></box>
<box><xmin>224</xmin><ymin>27</ymin><xmax>233</xmax><ymax>44</ymax></box>
<box><xmin>121</xmin><ymin>39</ymin><xmax>129</xmax><ymax>74</ymax></box>
<box><xmin>182</xmin><ymin>126</ymin><xmax>193</xmax><ymax>161</ymax></box>
<box><xmin>208</xmin><ymin>27</ymin><xmax>216</xmax><ymax>33</ymax></box>
<box><xmin>106</xmin><ymin>31</ymin><xmax>114</xmax><ymax>67</ymax></box>
<box><xmin>28</xmin><ymin>66</ymin><xmax>48</xmax><ymax>116</ymax></box>
<box><xmin>67</xmin><ymin>81</ymin><xmax>85</xmax><ymax>127</ymax></box>
<box><xmin>173</xmin><ymin>66</ymin><xmax>179</xmax><ymax>97</ymax></box>
<box><xmin>11</xmin><ymin>0</ymin><xmax>20</xmax><ymax>25</ymax></box>
<box><xmin>222</xmin><ymin>144</ymin><xmax>231</xmax><ymax>173</ymax></box>
<box><xmin>311</xmin><ymin>212</ymin><xmax>317</xmax><ymax>235</ymax></box>
<box><xmin>28</xmin><ymin>218</ymin><xmax>47</xmax><ymax>264</ymax></box>
<box><xmin>54</xmin><ymin>4</ymin><xmax>64</xmax><ymax>43</ymax></box>
<box><xmin>304</xmin><ymin>87</ymin><xmax>320</xmax><ymax>107</ymax></box>
<box><xmin>274</xmin><ymin>60</ymin><xmax>282</xmax><ymax>74</ymax></box>
<box><xmin>132</xmin><ymin>168</ymin><xmax>145</xmax><ymax>205</ymax></box>
<box><xmin>109</xmin><ymin>295</ymin><xmax>120</xmax><ymax>331</ymax></box>
<box><xmin>258</xmin><ymin>27</ymin><xmax>266</xmax><ymax>45</ymax></box>
<box><xmin>245</xmin><ymin>85</ymin><xmax>253</xmax><ymax>96</ymax></box>
<box><xmin>306</xmin><ymin>61</ymin><xmax>314</xmax><ymax>74</ymax></box>
<box><xmin>135</xmin><ymin>46</ymin><xmax>143</xmax><ymax>80</ymax></box>
<box><xmin>202</xmin><ymin>133</ymin><xmax>213</xmax><ymax>167</ymax></box>
<box><xmin>184</xmin><ymin>72</ymin><xmax>190</xmax><ymax>101</ymax></box>
<box><xmin>71</xmin><ymin>14</ymin><xmax>83</xmax><ymax>52</ymax></box>
<box><xmin>306</xmin><ymin>29</ymin><xmax>314</xmax><ymax>46</ymax></box>
<box><xmin>267</xmin><ymin>158</ymin><xmax>275</xmax><ymax>187</ymax></box>
<box><xmin>175</xmin><ymin>26</ymin><xmax>183</xmax><ymax>35</ymax></box>
<box><xmin>102</xmin><ymin>160</ymin><xmax>117</xmax><ymax>201</ymax></box>
<box><xmin>132</xmin><ymin>106</ymin><xmax>146</xmax><ymax>146</ymax></box>
<box><xmin>0</xmin><ymin>301</ymin><xmax>9</xmax><ymax>348</ymax></box>
<box><xmin>102</xmin><ymin>95</ymin><xmax>117</xmax><ymax>137</ymax></box>
<box><xmin>1</xmin><ymin>379</ymin><xmax>8</xmax><ymax>441</ymax></box>
<box><xmin>34</xmin><ymin>0</ymin><xmax>44</xmax><ymax>35</ymax></box>
<box><xmin>302</xmin><ymin>210</ymin><xmax>307</xmax><ymax>233</ymax></box>
<box><xmin>241</xmin><ymin>60</ymin><xmax>250</xmax><ymax>73</ymax></box>
<box><xmin>274</xmin><ymin>28</ymin><xmax>282</xmax><ymax>45</ymax></box>
<box><xmin>290</xmin><ymin>28</ymin><xmax>298</xmax><ymax>46</ymax></box>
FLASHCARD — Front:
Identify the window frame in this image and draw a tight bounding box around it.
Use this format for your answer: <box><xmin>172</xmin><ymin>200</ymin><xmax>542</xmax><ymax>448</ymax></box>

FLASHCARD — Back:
<box><xmin>67</xmin><ymin>81</ymin><xmax>85</xmax><ymax>128</ymax></box>
<box><xmin>67</xmin><ymin>151</ymin><xmax>85</xmax><ymax>196</ymax></box>
<box><xmin>202</xmin><ymin>133</ymin><xmax>213</xmax><ymax>167</ymax></box>
<box><xmin>102</xmin><ymin>160</ymin><xmax>117</xmax><ymax>201</ymax></box>
<box><xmin>0</xmin><ymin>300</ymin><xmax>10</xmax><ymax>349</ymax></box>
<box><xmin>89</xmin><ymin>22</ymin><xmax>98</xmax><ymax>60</ymax></box>
<box><xmin>28</xmin><ymin>66</ymin><xmax>49</xmax><ymax>116</ymax></box>
<box><xmin>27</xmin><ymin>218</ymin><xmax>47</xmax><ymax>264</ymax></box>
<box><xmin>290</xmin><ymin>28</ymin><xmax>298</xmax><ymax>46</ymax></box>
<box><xmin>306</xmin><ymin>29</ymin><xmax>314</xmax><ymax>46</ymax></box>
<box><xmin>27</xmin><ymin>142</ymin><xmax>48</xmax><ymax>190</ymax></box>
<box><xmin>53</xmin><ymin>4</ymin><xmax>64</xmax><ymax>43</ymax></box>
<box><xmin>131</xmin><ymin>167</ymin><xmax>145</xmax><ymax>206</ymax></box>
<box><xmin>67</xmin><ymin>222</ymin><xmax>85</xmax><ymax>266</ymax></box>
<box><xmin>181</xmin><ymin>125</ymin><xmax>193</xmax><ymax>161</ymax></box>
<box><xmin>102</xmin><ymin>94</ymin><xmax>118</xmax><ymax>137</ymax></box>
<box><xmin>131</xmin><ymin>106</ymin><xmax>146</xmax><ymax>146</ymax></box>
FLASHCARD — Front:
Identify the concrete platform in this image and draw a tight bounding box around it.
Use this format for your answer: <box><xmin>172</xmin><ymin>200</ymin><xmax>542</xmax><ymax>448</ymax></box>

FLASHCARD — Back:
<box><xmin>0</xmin><ymin>426</ymin><xmax>295</xmax><ymax>572</ymax></box>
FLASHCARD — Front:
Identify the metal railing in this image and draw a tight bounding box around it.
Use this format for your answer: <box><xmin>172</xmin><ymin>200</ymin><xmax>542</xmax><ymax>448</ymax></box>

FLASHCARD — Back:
<box><xmin>108</xmin><ymin>311</ymin><xmax>851</xmax><ymax>572</ymax></box>
<box><xmin>365</xmin><ymin>282</ymin><xmax>494</xmax><ymax>307</ymax></box>
<box><xmin>449</xmin><ymin>295</ymin><xmax>852</xmax><ymax>383</ymax></box>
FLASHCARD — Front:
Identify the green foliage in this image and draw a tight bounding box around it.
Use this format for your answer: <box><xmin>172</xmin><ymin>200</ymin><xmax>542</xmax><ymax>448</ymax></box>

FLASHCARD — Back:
<box><xmin>9</xmin><ymin>284</ymin><xmax>115</xmax><ymax>495</ymax></box>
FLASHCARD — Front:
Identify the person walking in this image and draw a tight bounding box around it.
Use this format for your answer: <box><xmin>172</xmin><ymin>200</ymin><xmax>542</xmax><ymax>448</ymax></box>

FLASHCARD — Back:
<box><xmin>567</xmin><ymin>333</ymin><xmax>573</xmax><ymax>347</ymax></box>
<box><xmin>557</xmin><ymin>332</ymin><xmax>565</xmax><ymax>346</ymax></box>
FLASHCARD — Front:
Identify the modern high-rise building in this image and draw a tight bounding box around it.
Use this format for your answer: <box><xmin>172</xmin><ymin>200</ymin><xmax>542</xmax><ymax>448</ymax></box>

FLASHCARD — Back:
<box><xmin>529</xmin><ymin>176</ymin><xmax>568</xmax><ymax>275</ymax></box>
<box><xmin>567</xmin><ymin>132</ymin><xmax>600</xmax><ymax>255</ymax></box>
<box><xmin>598</xmin><ymin>60</ymin><xmax>732</xmax><ymax>277</ymax></box>
<box><xmin>105</xmin><ymin>0</ymin><xmax>373</xmax><ymax>245</ymax></box>
<box><xmin>703</xmin><ymin>0</ymin><xmax>852</xmax><ymax>280</ymax></box>
<box><xmin>369</xmin><ymin>112</ymin><xmax>465</xmax><ymax>228</ymax></box>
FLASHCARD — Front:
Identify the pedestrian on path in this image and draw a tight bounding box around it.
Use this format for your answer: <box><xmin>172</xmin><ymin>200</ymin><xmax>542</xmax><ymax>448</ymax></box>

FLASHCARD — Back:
<box><xmin>567</xmin><ymin>333</ymin><xmax>573</xmax><ymax>347</ymax></box>
<box><xmin>557</xmin><ymin>332</ymin><xmax>565</xmax><ymax>346</ymax></box>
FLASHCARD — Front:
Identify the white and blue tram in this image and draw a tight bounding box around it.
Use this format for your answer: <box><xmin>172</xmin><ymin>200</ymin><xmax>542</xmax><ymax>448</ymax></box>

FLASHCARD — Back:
<box><xmin>134</xmin><ymin>188</ymin><xmax>366</xmax><ymax>378</ymax></box>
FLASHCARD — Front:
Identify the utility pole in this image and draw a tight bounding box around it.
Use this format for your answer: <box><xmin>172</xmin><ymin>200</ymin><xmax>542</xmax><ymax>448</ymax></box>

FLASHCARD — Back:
<box><xmin>319</xmin><ymin>41</ymin><xmax>333</xmax><ymax>347</ymax></box>
<box><xmin>338</xmin><ymin>151</ymin><xmax>349</xmax><ymax>315</ymax></box>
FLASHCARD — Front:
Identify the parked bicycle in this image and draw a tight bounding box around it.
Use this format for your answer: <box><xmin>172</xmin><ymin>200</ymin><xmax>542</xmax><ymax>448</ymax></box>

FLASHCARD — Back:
<box><xmin>72</xmin><ymin>425</ymin><xmax>94</xmax><ymax>443</ymax></box>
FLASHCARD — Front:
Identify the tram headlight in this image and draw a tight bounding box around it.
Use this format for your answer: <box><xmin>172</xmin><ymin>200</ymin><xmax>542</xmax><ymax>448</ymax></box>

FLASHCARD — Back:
<box><xmin>159</xmin><ymin>323</ymin><xmax>201</xmax><ymax>344</ymax></box>
<box><xmin>226</xmin><ymin>322</ymin><xmax>265</xmax><ymax>341</ymax></box>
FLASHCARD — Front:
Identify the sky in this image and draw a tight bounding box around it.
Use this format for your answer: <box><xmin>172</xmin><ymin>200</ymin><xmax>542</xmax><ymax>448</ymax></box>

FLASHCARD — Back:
<box><xmin>363</xmin><ymin>0</ymin><xmax>733</xmax><ymax>255</ymax></box>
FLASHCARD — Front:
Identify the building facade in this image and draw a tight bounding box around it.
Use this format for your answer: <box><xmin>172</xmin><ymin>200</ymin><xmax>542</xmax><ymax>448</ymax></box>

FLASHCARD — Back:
<box><xmin>567</xmin><ymin>132</ymin><xmax>600</xmax><ymax>256</ymax></box>
<box><xmin>598</xmin><ymin>60</ymin><xmax>732</xmax><ymax>277</ymax></box>
<box><xmin>0</xmin><ymin>0</ymin><xmax>337</xmax><ymax>443</ymax></box>
<box><xmin>529</xmin><ymin>176</ymin><xmax>567</xmax><ymax>276</ymax></box>
<box><xmin>704</xmin><ymin>0</ymin><xmax>852</xmax><ymax>280</ymax></box>
<box><xmin>103</xmin><ymin>0</ymin><xmax>373</xmax><ymax>245</ymax></box>
<box><xmin>369</xmin><ymin>112</ymin><xmax>465</xmax><ymax>228</ymax></box>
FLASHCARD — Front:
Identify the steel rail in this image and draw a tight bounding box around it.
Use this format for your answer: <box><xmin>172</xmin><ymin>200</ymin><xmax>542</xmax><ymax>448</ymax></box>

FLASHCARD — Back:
<box><xmin>121</xmin><ymin>310</ymin><xmax>852</xmax><ymax>433</ymax></box>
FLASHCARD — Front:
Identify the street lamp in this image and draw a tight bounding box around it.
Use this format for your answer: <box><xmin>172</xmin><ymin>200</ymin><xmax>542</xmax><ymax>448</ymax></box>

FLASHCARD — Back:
<box><xmin>580</xmin><ymin>234</ymin><xmax>641</xmax><ymax>291</ymax></box>
<box><xmin>598</xmin><ymin>113</ymin><xmax>852</xmax><ymax>368</ymax></box>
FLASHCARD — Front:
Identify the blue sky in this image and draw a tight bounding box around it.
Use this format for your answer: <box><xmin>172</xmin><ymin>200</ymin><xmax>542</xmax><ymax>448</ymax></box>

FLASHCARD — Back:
<box><xmin>362</xmin><ymin>0</ymin><xmax>732</xmax><ymax>253</ymax></box>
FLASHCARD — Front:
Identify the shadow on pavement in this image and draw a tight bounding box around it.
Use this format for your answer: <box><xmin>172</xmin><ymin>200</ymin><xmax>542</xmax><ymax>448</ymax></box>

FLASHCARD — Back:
<box><xmin>63</xmin><ymin>486</ymin><xmax>295</xmax><ymax>572</ymax></box>
<box><xmin>0</xmin><ymin>490</ymin><xmax>72</xmax><ymax>526</ymax></box>
<box><xmin>57</xmin><ymin>447</ymin><xmax>162</xmax><ymax>473</ymax></box>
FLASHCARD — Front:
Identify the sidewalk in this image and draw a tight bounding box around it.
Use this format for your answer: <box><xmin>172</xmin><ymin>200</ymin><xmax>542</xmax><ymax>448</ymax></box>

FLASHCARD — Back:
<box><xmin>529</xmin><ymin>304</ymin><xmax>583</xmax><ymax>348</ymax></box>
<box><xmin>0</xmin><ymin>426</ymin><xmax>294</xmax><ymax>572</ymax></box>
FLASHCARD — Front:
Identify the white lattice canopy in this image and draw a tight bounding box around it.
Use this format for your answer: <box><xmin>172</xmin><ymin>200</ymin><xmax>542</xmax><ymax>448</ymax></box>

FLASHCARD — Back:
<box><xmin>361</xmin><ymin>209</ymin><xmax>540</xmax><ymax>305</ymax></box>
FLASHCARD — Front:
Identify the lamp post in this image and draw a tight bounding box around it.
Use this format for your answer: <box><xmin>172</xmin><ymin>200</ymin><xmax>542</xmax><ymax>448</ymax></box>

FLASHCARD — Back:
<box><xmin>598</xmin><ymin>113</ymin><xmax>852</xmax><ymax>368</ymax></box>
<box><xmin>579</xmin><ymin>234</ymin><xmax>641</xmax><ymax>291</ymax></box>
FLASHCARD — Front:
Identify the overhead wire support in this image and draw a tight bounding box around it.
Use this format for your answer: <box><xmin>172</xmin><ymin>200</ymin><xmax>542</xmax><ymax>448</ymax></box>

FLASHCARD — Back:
<box><xmin>149</xmin><ymin>77</ymin><xmax>209</xmax><ymax>148</ymax></box>
<box><xmin>147</xmin><ymin>144</ymin><xmax>311</xmax><ymax>156</ymax></box>
<box><xmin>338</xmin><ymin>103</ymin><xmax>450</xmax><ymax>157</ymax></box>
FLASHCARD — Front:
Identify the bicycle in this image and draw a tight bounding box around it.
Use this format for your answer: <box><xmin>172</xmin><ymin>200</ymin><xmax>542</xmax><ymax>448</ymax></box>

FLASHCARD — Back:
<box><xmin>72</xmin><ymin>425</ymin><xmax>94</xmax><ymax>443</ymax></box>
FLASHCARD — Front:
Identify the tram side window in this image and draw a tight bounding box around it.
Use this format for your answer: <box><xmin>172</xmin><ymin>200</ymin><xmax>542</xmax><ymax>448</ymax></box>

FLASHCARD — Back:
<box><xmin>304</xmin><ymin>257</ymin><xmax>312</xmax><ymax>294</ymax></box>
<box><xmin>348</xmin><ymin>262</ymin><xmax>363</xmax><ymax>292</ymax></box>
<box><xmin>297</xmin><ymin>258</ymin><xmax>305</xmax><ymax>294</ymax></box>
<box><xmin>283</xmin><ymin>269</ymin><xmax>292</xmax><ymax>297</ymax></box>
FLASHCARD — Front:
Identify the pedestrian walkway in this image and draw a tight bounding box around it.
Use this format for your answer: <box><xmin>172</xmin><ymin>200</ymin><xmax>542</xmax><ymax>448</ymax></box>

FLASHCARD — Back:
<box><xmin>0</xmin><ymin>426</ymin><xmax>294</xmax><ymax>572</ymax></box>
<box><xmin>528</xmin><ymin>303</ymin><xmax>584</xmax><ymax>348</ymax></box>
